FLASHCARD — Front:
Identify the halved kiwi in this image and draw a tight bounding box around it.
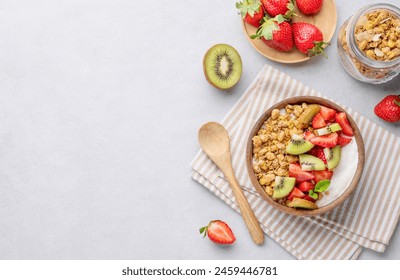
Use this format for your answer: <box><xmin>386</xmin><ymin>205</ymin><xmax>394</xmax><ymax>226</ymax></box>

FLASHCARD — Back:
<box><xmin>289</xmin><ymin>198</ymin><xmax>318</xmax><ymax>210</ymax></box>
<box><xmin>299</xmin><ymin>154</ymin><xmax>326</xmax><ymax>171</ymax></box>
<box><xmin>297</xmin><ymin>104</ymin><xmax>321</xmax><ymax>128</ymax></box>
<box><xmin>203</xmin><ymin>44</ymin><xmax>242</xmax><ymax>90</ymax></box>
<box><xmin>324</xmin><ymin>145</ymin><xmax>341</xmax><ymax>170</ymax></box>
<box><xmin>272</xmin><ymin>176</ymin><xmax>296</xmax><ymax>199</ymax></box>
<box><xmin>315</xmin><ymin>123</ymin><xmax>342</xmax><ymax>136</ymax></box>
<box><xmin>286</xmin><ymin>134</ymin><xmax>314</xmax><ymax>155</ymax></box>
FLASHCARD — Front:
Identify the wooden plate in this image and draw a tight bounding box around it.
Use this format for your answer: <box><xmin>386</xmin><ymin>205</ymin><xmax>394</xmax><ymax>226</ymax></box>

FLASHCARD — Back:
<box><xmin>246</xmin><ymin>96</ymin><xmax>365</xmax><ymax>216</ymax></box>
<box><xmin>242</xmin><ymin>0</ymin><xmax>338</xmax><ymax>63</ymax></box>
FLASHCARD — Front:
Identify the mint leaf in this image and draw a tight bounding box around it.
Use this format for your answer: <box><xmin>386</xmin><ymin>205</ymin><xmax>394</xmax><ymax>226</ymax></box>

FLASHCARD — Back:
<box><xmin>309</xmin><ymin>190</ymin><xmax>318</xmax><ymax>200</ymax></box>
<box><xmin>314</xmin><ymin>180</ymin><xmax>331</xmax><ymax>193</ymax></box>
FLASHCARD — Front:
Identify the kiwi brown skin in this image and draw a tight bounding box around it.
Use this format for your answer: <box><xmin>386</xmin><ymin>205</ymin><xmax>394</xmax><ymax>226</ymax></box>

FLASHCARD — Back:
<box><xmin>202</xmin><ymin>44</ymin><xmax>242</xmax><ymax>90</ymax></box>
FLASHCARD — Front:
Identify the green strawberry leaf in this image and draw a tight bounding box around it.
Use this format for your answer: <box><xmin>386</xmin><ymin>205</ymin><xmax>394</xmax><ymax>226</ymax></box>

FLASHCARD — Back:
<box><xmin>395</xmin><ymin>100</ymin><xmax>400</xmax><ymax>106</ymax></box>
<box><xmin>251</xmin><ymin>15</ymin><xmax>283</xmax><ymax>40</ymax></box>
<box><xmin>199</xmin><ymin>226</ymin><xmax>208</xmax><ymax>238</ymax></box>
<box><xmin>309</xmin><ymin>41</ymin><xmax>331</xmax><ymax>58</ymax></box>
<box><xmin>314</xmin><ymin>180</ymin><xmax>331</xmax><ymax>193</ymax></box>
<box><xmin>236</xmin><ymin>0</ymin><xmax>262</xmax><ymax>19</ymax></box>
<box><xmin>284</xmin><ymin>0</ymin><xmax>297</xmax><ymax>20</ymax></box>
<box><xmin>309</xmin><ymin>190</ymin><xmax>318</xmax><ymax>200</ymax></box>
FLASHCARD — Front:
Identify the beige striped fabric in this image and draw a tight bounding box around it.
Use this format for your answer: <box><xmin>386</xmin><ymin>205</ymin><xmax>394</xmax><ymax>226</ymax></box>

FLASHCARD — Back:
<box><xmin>191</xmin><ymin>65</ymin><xmax>400</xmax><ymax>260</ymax></box>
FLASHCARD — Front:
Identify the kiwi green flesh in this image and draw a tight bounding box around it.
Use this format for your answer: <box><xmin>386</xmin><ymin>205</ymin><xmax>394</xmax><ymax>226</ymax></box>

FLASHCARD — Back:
<box><xmin>203</xmin><ymin>44</ymin><xmax>242</xmax><ymax>90</ymax></box>
<box><xmin>316</xmin><ymin>123</ymin><xmax>342</xmax><ymax>136</ymax></box>
<box><xmin>324</xmin><ymin>145</ymin><xmax>341</xmax><ymax>170</ymax></box>
<box><xmin>272</xmin><ymin>176</ymin><xmax>295</xmax><ymax>199</ymax></box>
<box><xmin>299</xmin><ymin>154</ymin><xmax>326</xmax><ymax>171</ymax></box>
<box><xmin>297</xmin><ymin>104</ymin><xmax>321</xmax><ymax>128</ymax></box>
<box><xmin>289</xmin><ymin>198</ymin><xmax>318</xmax><ymax>209</ymax></box>
<box><xmin>286</xmin><ymin>134</ymin><xmax>314</xmax><ymax>155</ymax></box>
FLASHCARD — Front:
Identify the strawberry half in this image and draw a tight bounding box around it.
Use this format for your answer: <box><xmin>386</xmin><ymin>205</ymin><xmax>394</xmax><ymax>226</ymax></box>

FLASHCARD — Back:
<box><xmin>296</xmin><ymin>0</ymin><xmax>323</xmax><ymax>15</ymax></box>
<box><xmin>200</xmin><ymin>220</ymin><xmax>236</xmax><ymax>245</ymax></box>
<box><xmin>308</xmin><ymin>146</ymin><xmax>327</xmax><ymax>163</ymax></box>
<box><xmin>312</xmin><ymin>113</ymin><xmax>327</xmax><ymax>129</ymax></box>
<box><xmin>335</xmin><ymin>112</ymin><xmax>354</xmax><ymax>136</ymax></box>
<box><xmin>338</xmin><ymin>135</ymin><xmax>352</xmax><ymax>147</ymax></box>
<box><xmin>298</xmin><ymin>181</ymin><xmax>315</xmax><ymax>192</ymax></box>
<box><xmin>319</xmin><ymin>106</ymin><xmax>337</xmax><ymax>122</ymax></box>
<box><xmin>292</xmin><ymin>22</ymin><xmax>329</xmax><ymax>57</ymax></box>
<box><xmin>287</xmin><ymin>187</ymin><xmax>305</xmax><ymax>201</ymax></box>
<box><xmin>313</xmin><ymin>170</ymin><xmax>333</xmax><ymax>183</ymax></box>
<box><xmin>289</xmin><ymin>163</ymin><xmax>314</xmax><ymax>182</ymax></box>
<box><xmin>251</xmin><ymin>15</ymin><xmax>294</xmax><ymax>52</ymax></box>
<box><xmin>309</xmin><ymin>132</ymin><xmax>339</xmax><ymax>148</ymax></box>
<box><xmin>236</xmin><ymin>0</ymin><xmax>265</xmax><ymax>28</ymax></box>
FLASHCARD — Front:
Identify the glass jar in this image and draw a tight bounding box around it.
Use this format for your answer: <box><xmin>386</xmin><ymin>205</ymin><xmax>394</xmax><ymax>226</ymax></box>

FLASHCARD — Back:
<box><xmin>337</xmin><ymin>3</ymin><xmax>400</xmax><ymax>84</ymax></box>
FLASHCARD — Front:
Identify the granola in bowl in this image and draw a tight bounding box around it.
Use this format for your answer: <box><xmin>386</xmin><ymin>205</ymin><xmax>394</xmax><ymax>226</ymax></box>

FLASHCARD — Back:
<box><xmin>246</xmin><ymin>96</ymin><xmax>365</xmax><ymax>216</ymax></box>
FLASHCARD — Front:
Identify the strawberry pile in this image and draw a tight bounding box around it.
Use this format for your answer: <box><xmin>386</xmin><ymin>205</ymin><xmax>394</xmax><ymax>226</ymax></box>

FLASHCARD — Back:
<box><xmin>287</xmin><ymin>106</ymin><xmax>354</xmax><ymax>205</ymax></box>
<box><xmin>236</xmin><ymin>0</ymin><xmax>329</xmax><ymax>57</ymax></box>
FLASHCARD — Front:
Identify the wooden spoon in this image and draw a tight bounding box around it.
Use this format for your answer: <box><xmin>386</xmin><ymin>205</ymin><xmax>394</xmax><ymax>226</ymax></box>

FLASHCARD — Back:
<box><xmin>198</xmin><ymin>122</ymin><xmax>264</xmax><ymax>245</ymax></box>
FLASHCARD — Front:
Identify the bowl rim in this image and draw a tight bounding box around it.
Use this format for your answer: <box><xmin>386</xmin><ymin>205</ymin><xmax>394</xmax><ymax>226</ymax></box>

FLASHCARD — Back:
<box><xmin>245</xmin><ymin>96</ymin><xmax>365</xmax><ymax>216</ymax></box>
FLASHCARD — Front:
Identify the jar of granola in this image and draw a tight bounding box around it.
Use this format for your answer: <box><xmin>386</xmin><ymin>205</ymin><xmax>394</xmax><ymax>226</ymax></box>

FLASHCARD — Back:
<box><xmin>337</xmin><ymin>4</ymin><xmax>400</xmax><ymax>84</ymax></box>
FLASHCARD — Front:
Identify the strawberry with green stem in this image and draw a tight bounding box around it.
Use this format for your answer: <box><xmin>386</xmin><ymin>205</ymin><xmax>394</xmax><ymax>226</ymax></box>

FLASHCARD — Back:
<box><xmin>261</xmin><ymin>0</ymin><xmax>296</xmax><ymax>19</ymax></box>
<box><xmin>251</xmin><ymin>14</ymin><xmax>294</xmax><ymax>52</ymax></box>
<box><xmin>236</xmin><ymin>0</ymin><xmax>265</xmax><ymax>28</ymax></box>
<box><xmin>292</xmin><ymin>22</ymin><xmax>330</xmax><ymax>57</ymax></box>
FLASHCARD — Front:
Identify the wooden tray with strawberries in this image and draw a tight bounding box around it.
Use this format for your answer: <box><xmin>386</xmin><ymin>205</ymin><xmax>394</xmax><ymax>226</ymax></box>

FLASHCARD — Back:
<box><xmin>239</xmin><ymin>0</ymin><xmax>337</xmax><ymax>63</ymax></box>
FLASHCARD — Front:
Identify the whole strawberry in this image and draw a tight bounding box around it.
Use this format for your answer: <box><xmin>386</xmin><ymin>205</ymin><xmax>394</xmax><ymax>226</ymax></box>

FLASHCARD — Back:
<box><xmin>374</xmin><ymin>95</ymin><xmax>400</xmax><ymax>122</ymax></box>
<box><xmin>251</xmin><ymin>15</ymin><xmax>294</xmax><ymax>52</ymax></box>
<box><xmin>236</xmin><ymin>0</ymin><xmax>265</xmax><ymax>28</ymax></box>
<box><xmin>200</xmin><ymin>220</ymin><xmax>236</xmax><ymax>244</ymax></box>
<box><xmin>296</xmin><ymin>0</ymin><xmax>323</xmax><ymax>15</ymax></box>
<box><xmin>292</xmin><ymin>22</ymin><xmax>328</xmax><ymax>57</ymax></box>
<box><xmin>261</xmin><ymin>0</ymin><xmax>295</xmax><ymax>19</ymax></box>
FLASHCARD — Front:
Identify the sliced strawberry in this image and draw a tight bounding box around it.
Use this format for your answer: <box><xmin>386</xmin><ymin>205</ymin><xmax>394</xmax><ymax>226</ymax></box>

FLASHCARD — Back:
<box><xmin>303</xmin><ymin>194</ymin><xmax>316</xmax><ymax>202</ymax></box>
<box><xmin>298</xmin><ymin>181</ymin><xmax>315</xmax><ymax>192</ymax></box>
<box><xmin>309</xmin><ymin>132</ymin><xmax>339</xmax><ymax>148</ymax></box>
<box><xmin>312</xmin><ymin>113</ymin><xmax>327</xmax><ymax>129</ymax></box>
<box><xmin>319</xmin><ymin>106</ymin><xmax>337</xmax><ymax>122</ymax></box>
<box><xmin>289</xmin><ymin>163</ymin><xmax>314</xmax><ymax>182</ymax></box>
<box><xmin>200</xmin><ymin>220</ymin><xmax>236</xmax><ymax>245</ymax></box>
<box><xmin>313</xmin><ymin>170</ymin><xmax>333</xmax><ymax>183</ymax></box>
<box><xmin>338</xmin><ymin>135</ymin><xmax>352</xmax><ymax>147</ymax></box>
<box><xmin>335</xmin><ymin>112</ymin><xmax>354</xmax><ymax>136</ymax></box>
<box><xmin>287</xmin><ymin>187</ymin><xmax>305</xmax><ymax>201</ymax></box>
<box><xmin>304</xmin><ymin>131</ymin><xmax>316</xmax><ymax>141</ymax></box>
<box><xmin>308</xmin><ymin>146</ymin><xmax>327</xmax><ymax>164</ymax></box>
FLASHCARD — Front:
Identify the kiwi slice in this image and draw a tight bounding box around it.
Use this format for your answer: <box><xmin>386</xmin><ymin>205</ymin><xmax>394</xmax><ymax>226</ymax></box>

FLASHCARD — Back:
<box><xmin>286</xmin><ymin>134</ymin><xmax>314</xmax><ymax>155</ymax></box>
<box><xmin>299</xmin><ymin>154</ymin><xmax>326</xmax><ymax>171</ymax></box>
<box><xmin>272</xmin><ymin>176</ymin><xmax>296</xmax><ymax>199</ymax></box>
<box><xmin>297</xmin><ymin>104</ymin><xmax>321</xmax><ymax>128</ymax></box>
<box><xmin>203</xmin><ymin>44</ymin><xmax>242</xmax><ymax>90</ymax></box>
<box><xmin>315</xmin><ymin>123</ymin><xmax>342</xmax><ymax>136</ymax></box>
<box><xmin>289</xmin><ymin>198</ymin><xmax>318</xmax><ymax>210</ymax></box>
<box><xmin>324</xmin><ymin>145</ymin><xmax>341</xmax><ymax>170</ymax></box>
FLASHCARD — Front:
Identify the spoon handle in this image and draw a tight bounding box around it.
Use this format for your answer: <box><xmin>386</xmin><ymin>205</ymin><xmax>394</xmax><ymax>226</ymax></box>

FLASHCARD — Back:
<box><xmin>223</xmin><ymin>166</ymin><xmax>264</xmax><ymax>245</ymax></box>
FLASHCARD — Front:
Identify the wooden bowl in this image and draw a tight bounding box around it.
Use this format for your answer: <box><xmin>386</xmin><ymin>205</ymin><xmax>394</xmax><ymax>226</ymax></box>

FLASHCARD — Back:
<box><xmin>242</xmin><ymin>0</ymin><xmax>337</xmax><ymax>63</ymax></box>
<box><xmin>246</xmin><ymin>96</ymin><xmax>365</xmax><ymax>216</ymax></box>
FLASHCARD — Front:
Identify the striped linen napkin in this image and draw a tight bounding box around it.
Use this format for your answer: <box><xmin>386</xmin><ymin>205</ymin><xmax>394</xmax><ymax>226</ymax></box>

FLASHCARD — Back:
<box><xmin>191</xmin><ymin>65</ymin><xmax>400</xmax><ymax>260</ymax></box>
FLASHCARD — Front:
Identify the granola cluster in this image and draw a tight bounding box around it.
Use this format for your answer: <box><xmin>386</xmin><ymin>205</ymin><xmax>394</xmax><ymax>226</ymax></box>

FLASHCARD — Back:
<box><xmin>252</xmin><ymin>103</ymin><xmax>309</xmax><ymax>198</ymax></box>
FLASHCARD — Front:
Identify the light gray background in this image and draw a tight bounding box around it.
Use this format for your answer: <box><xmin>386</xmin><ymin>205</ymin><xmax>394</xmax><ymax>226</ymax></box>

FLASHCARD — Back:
<box><xmin>0</xmin><ymin>0</ymin><xmax>399</xmax><ymax>259</ymax></box>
